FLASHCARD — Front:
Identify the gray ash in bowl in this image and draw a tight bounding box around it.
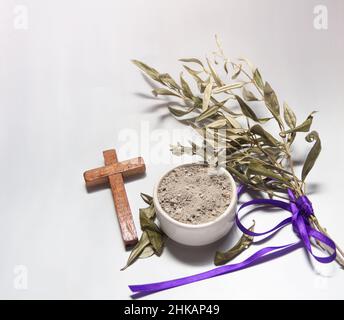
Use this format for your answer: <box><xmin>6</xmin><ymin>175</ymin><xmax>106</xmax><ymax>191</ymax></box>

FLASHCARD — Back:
<box><xmin>157</xmin><ymin>164</ymin><xmax>233</xmax><ymax>225</ymax></box>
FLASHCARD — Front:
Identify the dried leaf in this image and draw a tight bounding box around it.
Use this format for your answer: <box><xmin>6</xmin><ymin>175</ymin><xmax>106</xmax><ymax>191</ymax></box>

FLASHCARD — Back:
<box><xmin>197</xmin><ymin>105</ymin><xmax>220</xmax><ymax>122</ymax></box>
<box><xmin>179</xmin><ymin>58</ymin><xmax>204</xmax><ymax>68</ymax></box>
<box><xmin>220</xmin><ymin>105</ymin><xmax>242</xmax><ymax>117</ymax></box>
<box><xmin>180</xmin><ymin>73</ymin><xmax>193</xmax><ymax>99</ymax></box>
<box><xmin>248</xmin><ymin>160</ymin><xmax>290</xmax><ymax>185</ymax></box>
<box><xmin>253</xmin><ymin>69</ymin><xmax>264</xmax><ymax>90</ymax></box>
<box><xmin>301</xmin><ymin>131</ymin><xmax>321</xmax><ymax>181</ymax></box>
<box><xmin>140</xmin><ymin>213</ymin><xmax>160</xmax><ymax>234</ymax></box>
<box><xmin>139</xmin><ymin>203</ymin><xmax>164</xmax><ymax>256</ymax></box>
<box><xmin>183</xmin><ymin>65</ymin><xmax>205</xmax><ymax>91</ymax></box>
<box><xmin>159</xmin><ymin>73</ymin><xmax>181</xmax><ymax>90</ymax></box>
<box><xmin>252</xmin><ymin>158</ymin><xmax>293</xmax><ymax>177</ymax></box>
<box><xmin>132</xmin><ymin>60</ymin><xmax>161</xmax><ymax>82</ymax></box>
<box><xmin>242</xmin><ymin>87</ymin><xmax>258</xmax><ymax>101</ymax></box>
<box><xmin>123</xmin><ymin>196</ymin><xmax>165</xmax><ymax>269</ymax></box>
<box><xmin>121</xmin><ymin>232</ymin><xmax>150</xmax><ymax>270</ymax></box>
<box><xmin>226</xmin><ymin>165</ymin><xmax>250</xmax><ymax>184</ymax></box>
<box><xmin>281</xmin><ymin>112</ymin><xmax>316</xmax><ymax>135</ymax></box>
<box><xmin>182</xmin><ymin>64</ymin><xmax>203</xmax><ymax>76</ymax></box>
<box><xmin>139</xmin><ymin>204</ymin><xmax>156</xmax><ymax>220</ymax></box>
<box><xmin>168</xmin><ymin>105</ymin><xmax>196</xmax><ymax>118</ymax></box>
<box><xmin>140</xmin><ymin>208</ymin><xmax>160</xmax><ymax>235</ymax></box>
<box><xmin>221</xmin><ymin>57</ymin><xmax>229</xmax><ymax>74</ymax></box>
<box><xmin>214</xmin><ymin>221</ymin><xmax>255</xmax><ymax>265</ymax></box>
<box><xmin>202</xmin><ymin>79</ymin><xmax>213</xmax><ymax>111</ymax></box>
<box><xmin>239</xmin><ymin>57</ymin><xmax>256</xmax><ymax>73</ymax></box>
<box><xmin>206</xmin><ymin>118</ymin><xmax>227</xmax><ymax>129</ymax></box>
<box><xmin>232</xmin><ymin>64</ymin><xmax>242</xmax><ymax>79</ymax></box>
<box><xmin>222</xmin><ymin>114</ymin><xmax>242</xmax><ymax>129</ymax></box>
<box><xmin>206</xmin><ymin>58</ymin><xmax>223</xmax><ymax>87</ymax></box>
<box><xmin>250</xmin><ymin>124</ymin><xmax>279</xmax><ymax>147</ymax></box>
<box><xmin>235</xmin><ymin>95</ymin><xmax>259</xmax><ymax>122</ymax></box>
<box><xmin>263</xmin><ymin>82</ymin><xmax>281</xmax><ymax>120</ymax></box>
<box><xmin>152</xmin><ymin>88</ymin><xmax>180</xmax><ymax>97</ymax></box>
<box><xmin>283</xmin><ymin>102</ymin><xmax>297</xmax><ymax>129</ymax></box>
<box><xmin>146</xmin><ymin>229</ymin><xmax>164</xmax><ymax>256</ymax></box>
<box><xmin>140</xmin><ymin>193</ymin><xmax>153</xmax><ymax>205</ymax></box>
<box><xmin>287</xmin><ymin>132</ymin><xmax>297</xmax><ymax>146</ymax></box>
<box><xmin>213</xmin><ymin>82</ymin><xmax>244</xmax><ymax>94</ymax></box>
<box><xmin>258</xmin><ymin>117</ymin><xmax>273</xmax><ymax>123</ymax></box>
<box><xmin>139</xmin><ymin>245</ymin><xmax>155</xmax><ymax>259</ymax></box>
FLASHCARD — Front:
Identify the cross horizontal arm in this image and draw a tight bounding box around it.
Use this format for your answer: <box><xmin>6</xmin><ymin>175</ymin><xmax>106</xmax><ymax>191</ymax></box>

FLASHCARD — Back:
<box><xmin>83</xmin><ymin>157</ymin><xmax>145</xmax><ymax>187</ymax></box>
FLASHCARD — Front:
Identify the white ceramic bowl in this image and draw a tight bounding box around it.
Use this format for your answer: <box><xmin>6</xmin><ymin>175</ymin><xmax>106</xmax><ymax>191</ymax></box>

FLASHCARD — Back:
<box><xmin>153</xmin><ymin>163</ymin><xmax>237</xmax><ymax>246</ymax></box>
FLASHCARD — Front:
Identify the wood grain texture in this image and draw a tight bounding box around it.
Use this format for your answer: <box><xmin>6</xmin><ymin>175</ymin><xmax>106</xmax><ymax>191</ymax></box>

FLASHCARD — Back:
<box><xmin>102</xmin><ymin>149</ymin><xmax>138</xmax><ymax>248</ymax></box>
<box><xmin>83</xmin><ymin>157</ymin><xmax>145</xmax><ymax>187</ymax></box>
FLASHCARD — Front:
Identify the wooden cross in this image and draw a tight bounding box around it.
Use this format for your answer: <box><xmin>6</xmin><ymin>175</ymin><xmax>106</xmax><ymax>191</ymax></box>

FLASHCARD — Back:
<box><xmin>83</xmin><ymin>149</ymin><xmax>145</xmax><ymax>248</ymax></box>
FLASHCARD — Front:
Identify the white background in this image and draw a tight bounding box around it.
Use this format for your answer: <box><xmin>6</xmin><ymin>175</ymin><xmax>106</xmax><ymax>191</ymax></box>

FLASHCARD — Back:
<box><xmin>1</xmin><ymin>0</ymin><xmax>344</xmax><ymax>299</ymax></box>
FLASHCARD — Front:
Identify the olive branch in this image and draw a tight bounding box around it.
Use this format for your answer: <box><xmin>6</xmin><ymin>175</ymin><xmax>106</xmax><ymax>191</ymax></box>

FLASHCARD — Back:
<box><xmin>130</xmin><ymin>36</ymin><xmax>344</xmax><ymax>268</ymax></box>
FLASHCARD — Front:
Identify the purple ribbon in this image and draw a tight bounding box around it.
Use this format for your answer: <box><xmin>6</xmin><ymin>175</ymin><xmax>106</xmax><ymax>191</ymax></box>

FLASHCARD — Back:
<box><xmin>129</xmin><ymin>187</ymin><xmax>336</xmax><ymax>294</ymax></box>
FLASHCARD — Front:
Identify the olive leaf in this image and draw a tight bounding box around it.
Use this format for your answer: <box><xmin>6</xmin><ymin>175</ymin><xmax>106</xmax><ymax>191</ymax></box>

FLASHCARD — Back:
<box><xmin>179</xmin><ymin>58</ymin><xmax>204</xmax><ymax>68</ymax></box>
<box><xmin>132</xmin><ymin>60</ymin><xmax>161</xmax><ymax>82</ymax></box>
<box><xmin>139</xmin><ymin>204</ymin><xmax>156</xmax><ymax>220</ymax></box>
<box><xmin>280</xmin><ymin>112</ymin><xmax>316</xmax><ymax>135</ymax></box>
<box><xmin>235</xmin><ymin>95</ymin><xmax>259</xmax><ymax>122</ymax></box>
<box><xmin>139</xmin><ymin>245</ymin><xmax>155</xmax><ymax>259</ymax></box>
<box><xmin>213</xmin><ymin>82</ymin><xmax>244</xmax><ymax>94</ymax></box>
<box><xmin>263</xmin><ymin>82</ymin><xmax>281</xmax><ymax>121</ymax></box>
<box><xmin>253</xmin><ymin>69</ymin><xmax>264</xmax><ymax>90</ymax></box>
<box><xmin>139</xmin><ymin>203</ymin><xmax>164</xmax><ymax>253</ymax></box>
<box><xmin>232</xmin><ymin>64</ymin><xmax>242</xmax><ymax>79</ymax></box>
<box><xmin>146</xmin><ymin>230</ymin><xmax>164</xmax><ymax>256</ymax></box>
<box><xmin>287</xmin><ymin>132</ymin><xmax>297</xmax><ymax>146</ymax></box>
<box><xmin>180</xmin><ymin>73</ymin><xmax>193</xmax><ymax>99</ymax></box>
<box><xmin>206</xmin><ymin>58</ymin><xmax>223</xmax><ymax>87</ymax></box>
<box><xmin>182</xmin><ymin>64</ymin><xmax>202</xmax><ymax>76</ymax></box>
<box><xmin>301</xmin><ymin>131</ymin><xmax>321</xmax><ymax>181</ymax></box>
<box><xmin>168</xmin><ymin>105</ymin><xmax>196</xmax><ymax>118</ymax></box>
<box><xmin>214</xmin><ymin>221</ymin><xmax>255</xmax><ymax>266</ymax></box>
<box><xmin>250</xmin><ymin>124</ymin><xmax>279</xmax><ymax>147</ymax></box>
<box><xmin>123</xmin><ymin>196</ymin><xmax>164</xmax><ymax>269</ymax></box>
<box><xmin>239</xmin><ymin>57</ymin><xmax>256</xmax><ymax>73</ymax></box>
<box><xmin>283</xmin><ymin>102</ymin><xmax>297</xmax><ymax>129</ymax></box>
<box><xmin>242</xmin><ymin>87</ymin><xmax>258</xmax><ymax>101</ymax></box>
<box><xmin>221</xmin><ymin>105</ymin><xmax>243</xmax><ymax>117</ymax></box>
<box><xmin>152</xmin><ymin>88</ymin><xmax>180</xmax><ymax>97</ymax></box>
<box><xmin>159</xmin><ymin>73</ymin><xmax>181</xmax><ymax>90</ymax></box>
<box><xmin>182</xmin><ymin>65</ymin><xmax>205</xmax><ymax>91</ymax></box>
<box><xmin>121</xmin><ymin>231</ymin><xmax>151</xmax><ymax>270</ymax></box>
<box><xmin>248</xmin><ymin>160</ymin><xmax>290</xmax><ymax>185</ymax></box>
<box><xmin>202</xmin><ymin>79</ymin><xmax>213</xmax><ymax>111</ymax></box>
<box><xmin>139</xmin><ymin>206</ymin><xmax>164</xmax><ymax>256</ymax></box>
<box><xmin>206</xmin><ymin>118</ymin><xmax>227</xmax><ymax>129</ymax></box>
<box><xmin>257</xmin><ymin>117</ymin><xmax>273</xmax><ymax>124</ymax></box>
<box><xmin>140</xmin><ymin>210</ymin><xmax>159</xmax><ymax>231</ymax></box>
<box><xmin>140</xmin><ymin>193</ymin><xmax>153</xmax><ymax>205</ymax></box>
<box><xmin>197</xmin><ymin>105</ymin><xmax>219</xmax><ymax>122</ymax></box>
<box><xmin>226</xmin><ymin>165</ymin><xmax>250</xmax><ymax>184</ymax></box>
<box><xmin>222</xmin><ymin>113</ymin><xmax>242</xmax><ymax>129</ymax></box>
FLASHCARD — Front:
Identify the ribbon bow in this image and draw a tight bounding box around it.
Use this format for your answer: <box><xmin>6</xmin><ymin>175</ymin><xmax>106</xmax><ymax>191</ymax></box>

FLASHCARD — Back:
<box><xmin>129</xmin><ymin>186</ymin><xmax>336</xmax><ymax>295</ymax></box>
<box><xmin>235</xmin><ymin>187</ymin><xmax>336</xmax><ymax>264</ymax></box>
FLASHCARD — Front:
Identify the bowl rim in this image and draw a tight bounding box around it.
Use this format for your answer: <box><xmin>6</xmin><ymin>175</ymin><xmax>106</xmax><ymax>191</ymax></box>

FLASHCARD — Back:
<box><xmin>153</xmin><ymin>162</ymin><xmax>238</xmax><ymax>229</ymax></box>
